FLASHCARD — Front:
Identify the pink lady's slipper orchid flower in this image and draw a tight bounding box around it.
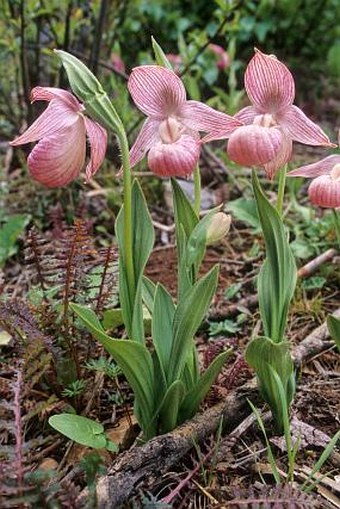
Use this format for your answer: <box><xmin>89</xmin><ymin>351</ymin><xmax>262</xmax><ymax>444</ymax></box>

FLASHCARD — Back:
<box><xmin>204</xmin><ymin>50</ymin><xmax>334</xmax><ymax>179</ymax></box>
<box><xmin>10</xmin><ymin>87</ymin><xmax>107</xmax><ymax>188</ymax></box>
<box><xmin>288</xmin><ymin>155</ymin><xmax>340</xmax><ymax>208</ymax></box>
<box><xmin>128</xmin><ymin>65</ymin><xmax>241</xmax><ymax>178</ymax></box>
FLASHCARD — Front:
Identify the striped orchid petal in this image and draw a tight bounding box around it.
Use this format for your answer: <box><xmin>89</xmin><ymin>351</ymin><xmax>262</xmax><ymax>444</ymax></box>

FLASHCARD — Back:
<box><xmin>235</xmin><ymin>106</ymin><xmax>258</xmax><ymax>124</ymax></box>
<box><xmin>245</xmin><ymin>49</ymin><xmax>295</xmax><ymax>114</ymax></box>
<box><xmin>278</xmin><ymin>105</ymin><xmax>335</xmax><ymax>147</ymax></box>
<box><xmin>288</xmin><ymin>155</ymin><xmax>340</xmax><ymax>178</ymax></box>
<box><xmin>179</xmin><ymin>100</ymin><xmax>241</xmax><ymax>135</ymax></box>
<box><xmin>84</xmin><ymin>117</ymin><xmax>108</xmax><ymax>181</ymax></box>
<box><xmin>28</xmin><ymin>122</ymin><xmax>86</xmax><ymax>187</ymax></box>
<box><xmin>129</xmin><ymin>118</ymin><xmax>161</xmax><ymax>167</ymax></box>
<box><xmin>128</xmin><ymin>65</ymin><xmax>186</xmax><ymax>119</ymax></box>
<box><xmin>31</xmin><ymin>86</ymin><xmax>82</xmax><ymax>111</ymax></box>
<box><xmin>10</xmin><ymin>100</ymin><xmax>80</xmax><ymax>145</ymax></box>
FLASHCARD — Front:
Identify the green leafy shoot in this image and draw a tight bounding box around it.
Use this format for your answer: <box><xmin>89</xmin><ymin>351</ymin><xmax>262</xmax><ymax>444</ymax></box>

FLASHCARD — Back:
<box><xmin>208</xmin><ymin>319</ymin><xmax>240</xmax><ymax>337</ymax></box>
<box><xmin>61</xmin><ymin>379</ymin><xmax>87</xmax><ymax>398</ymax></box>
<box><xmin>224</xmin><ymin>282</ymin><xmax>242</xmax><ymax>300</ymax></box>
<box><xmin>85</xmin><ymin>357</ymin><xmax>121</xmax><ymax>379</ymax></box>
<box><xmin>301</xmin><ymin>277</ymin><xmax>327</xmax><ymax>291</ymax></box>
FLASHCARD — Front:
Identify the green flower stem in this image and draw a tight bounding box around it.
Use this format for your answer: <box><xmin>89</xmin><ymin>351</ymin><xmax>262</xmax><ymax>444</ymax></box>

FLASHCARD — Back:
<box><xmin>117</xmin><ymin>129</ymin><xmax>135</xmax><ymax>296</ymax></box>
<box><xmin>276</xmin><ymin>164</ymin><xmax>287</xmax><ymax>217</ymax></box>
<box><xmin>193</xmin><ymin>165</ymin><xmax>201</xmax><ymax>217</ymax></box>
<box><xmin>332</xmin><ymin>209</ymin><xmax>340</xmax><ymax>250</ymax></box>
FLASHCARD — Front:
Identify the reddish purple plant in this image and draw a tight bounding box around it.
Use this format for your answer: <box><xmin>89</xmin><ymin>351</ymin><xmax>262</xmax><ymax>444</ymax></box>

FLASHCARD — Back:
<box><xmin>204</xmin><ymin>49</ymin><xmax>334</xmax><ymax>179</ymax></box>
<box><xmin>10</xmin><ymin>87</ymin><xmax>107</xmax><ymax>187</ymax></box>
<box><xmin>289</xmin><ymin>154</ymin><xmax>340</xmax><ymax>208</ymax></box>
<box><xmin>165</xmin><ymin>53</ymin><xmax>183</xmax><ymax>74</ymax></box>
<box><xmin>110</xmin><ymin>52</ymin><xmax>126</xmax><ymax>74</ymax></box>
<box><xmin>208</xmin><ymin>43</ymin><xmax>230</xmax><ymax>71</ymax></box>
<box><xmin>128</xmin><ymin>65</ymin><xmax>241</xmax><ymax>177</ymax></box>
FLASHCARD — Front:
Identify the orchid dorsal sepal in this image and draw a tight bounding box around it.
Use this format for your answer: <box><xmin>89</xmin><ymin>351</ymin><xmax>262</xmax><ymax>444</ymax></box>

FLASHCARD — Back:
<box><xmin>55</xmin><ymin>50</ymin><xmax>123</xmax><ymax>135</ymax></box>
<box><xmin>151</xmin><ymin>36</ymin><xmax>173</xmax><ymax>69</ymax></box>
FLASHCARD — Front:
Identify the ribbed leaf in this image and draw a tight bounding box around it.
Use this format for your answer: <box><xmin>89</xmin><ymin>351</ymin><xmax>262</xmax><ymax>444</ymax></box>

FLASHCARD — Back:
<box><xmin>116</xmin><ymin>179</ymin><xmax>155</xmax><ymax>342</ymax></box>
<box><xmin>172</xmin><ymin>178</ymin><xmax>199</xmax><ymax>298</ymax></box>
<box><xmin>172</xmin><ymin>178</ymin><xmax>199</xmax><ymax>238</ymax></box>
<box><xmin>181</xmin><ymin>348</ymin><xmax>200</xmax><ymax>391</ymax></box>
<box><xmin>168</xmin><ymin>265</ymin><xmax>219</xmax><ymax>383</ymax></box>
<box><xmin>252</xmin><ymin>171</ymin><xmax>297</xmax><ymax>343</ymax></box>
<box><xmin>158</xmin><ymin>380</ymin><xmax>185</xmax><ymax>433</ymax></box>
<box><xmin>179</xmin><ymin>350</ymin><xmax>230</xmax><ymax>422</ymax></box>
<box><xmin>185</xmin><ymin>208</ymin><xmax>219</xmax><ymax>276</ymax></box>
<box><xmin>70</xmin><ymin>303</ymin><xmax>155</xmax><ymax>437</ymax></box>
<box><xmin>246</xmin><ymin>335</ymin><xmax>295</xmax><ymax>432</ymax></box>
<box><xmin>142</xmin><ymin>276</ymin><xmax>157</xmax><ymax>314</ymax></box>
<box><xmin>177</xmin><ymin>223</ymin><xmax>192</xmax><ymax>299</ymax></box>
<box><xmin>152</xmin><ymin>284</ymin><xmax>175</xmax><ymax>381</ymax></box>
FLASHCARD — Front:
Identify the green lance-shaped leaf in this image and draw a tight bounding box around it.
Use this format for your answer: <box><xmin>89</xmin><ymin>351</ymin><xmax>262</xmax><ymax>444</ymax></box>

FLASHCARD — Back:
<box><xmin>55</xmin><ymin>50</ymin><xmax>122</xmax><ymax>134</ymax></box>
<box><xmin>327</xmin><ymin>314</ymin><xmax>340</xmax><ymax>352</ymax></box>
<box><xmin>171</xmin><ymin>177</ymin><xmax>203</xmax><ymax>298</ymax></box>
<box><xmin>158</xmin><ymin>380</ymin><xmax>185</xmax><ymax>433</ymax></box>
<box><xmin>70</xmin><ymin>304</ymin><xmax>156</xmax><ymax>437</ymax></box>
<box><xmin>152</xmin><ymin>283</ymin><xmax>176</xmax><ymax>381</ymax></box>
<box><xmin>245</xmin><ymin>335</ymin><xmax>296</xmax><ymax>433</ymax></box>
<box><xmin>172</xmin><ymin>178</ymin><xmax>199</xmax><ymax>239</ymax></box>
<box><xmin>168</xmin><ymin>265</ymin><xmax>219</xmax><ymax>384</ymax></box>
<box><xmin>181</xmin><ymin>348</ymin><xmax>200</xmax><ymax>391</ymax></box>
<box><xmin>177</xmin><ymin>223</ymin><xmax>192</xmax><ymax>299</ymax></box>
<box><xmin>151</xmin><ymin>37</ymin><xmax>173</xmax><ymax>69</ymax></box>
<box><xmin>185</xmin><ymin>207</ymin><xmax>221</xmax><ymax>275</ymax></box>
<box><xmin>142</xmin><ymin>276</ymin><xmax>157</xmax><ymax>314</ymax></box>
<box><xmin>179</xmin><ymin>349</ymin><xmax>230</xmax><ymax>422</ymax></box>
<box><xmin>49</xmin><ymin>414</ymin><xmax>117</xmax><ymax>450</ymax></box>
<box><xmin>116</xmin><ymin>179</ymin><xmax>155</xmax><ymax>343</ymax></box>
<box><xmin>252</xmin><ymin>171</ymin><xmax>297</xmax><ymax>343</ymax></box>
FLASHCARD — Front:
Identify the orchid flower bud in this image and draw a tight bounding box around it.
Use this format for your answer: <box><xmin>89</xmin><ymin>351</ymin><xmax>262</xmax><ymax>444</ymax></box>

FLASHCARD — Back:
<box><xmin>206</xmin><ymin>212</ymin><xmax>231</xmax><ymax>245</ymax></box>
<box><xmin>55</xmin><ymin>50</ymin><xmax>122</xmax><ymax>133</ymax></box>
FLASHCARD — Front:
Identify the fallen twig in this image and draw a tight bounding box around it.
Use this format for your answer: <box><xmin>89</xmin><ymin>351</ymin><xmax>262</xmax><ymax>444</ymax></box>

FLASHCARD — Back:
<box><xmin>293</xmin><ymin>308</ymin><xmax>340</xmax><ymax>367</ymax></box>
<box><xmin>297</xmin><ymin>249</ymin><xmax>338</xmax><ymax>279</ymax></box>
<box><xmin>210</xmin><ymin>249</ymin><xmax>338</xmax><ymax>321</ymax></box>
